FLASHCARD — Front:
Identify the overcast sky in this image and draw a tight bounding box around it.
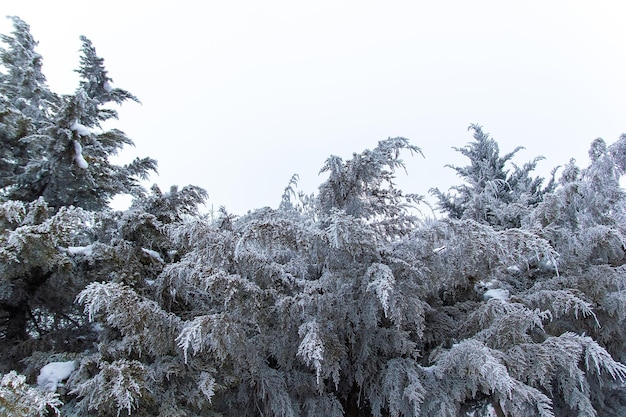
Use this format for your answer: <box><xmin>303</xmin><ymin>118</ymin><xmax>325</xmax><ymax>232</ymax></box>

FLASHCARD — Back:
<box><xmin>2</xmin><ymin>1</ymin><xmax>626</xmax><ymax>215</ymax></box>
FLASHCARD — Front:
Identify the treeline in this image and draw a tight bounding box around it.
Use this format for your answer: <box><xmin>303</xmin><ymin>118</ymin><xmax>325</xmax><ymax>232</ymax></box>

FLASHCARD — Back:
<box><xmin>1</xmin><ymin>17</ymin><xmax>626</xmax><ymax>417</ymax></box>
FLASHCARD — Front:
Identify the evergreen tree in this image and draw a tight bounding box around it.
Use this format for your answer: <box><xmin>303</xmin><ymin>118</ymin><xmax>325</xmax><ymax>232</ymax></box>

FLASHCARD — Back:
<box><xmin>0</xmin><ymin>16</ymin><xmax>58</xmax><ymax>199</ymax></box>
<box><xmin>0</xmin><ymin>18</ymin><xmax>158</xmax><ymax>382</ymax></box>
<box><xmin>2</xmin><ymin>18</ymin><xmax>626</xmax><ymax>417</ymax></box>
<box><xmin>73</xmin><ymin>134</ymin><xmax>626</xmax><ymax>417</ymax></box>
<box><xmin>431</xmin><ymin>124</ymin><xmax>555</xmax><ymax>229</ymax></box>
<box><xmin>7</xmin><ymin>34</ymin><xmax>157</xmax><ymax>209</ymax></box>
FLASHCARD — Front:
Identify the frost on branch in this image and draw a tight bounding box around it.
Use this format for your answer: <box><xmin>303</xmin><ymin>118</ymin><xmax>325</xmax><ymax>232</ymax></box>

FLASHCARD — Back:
<box><xmin>376</xmin><ymin>358</ymin><xmax>425</xmax><ymax>417</ymax></box>
<box><xmin>0</xmin><ymin>201</ymin><xmax>26</xmax><ymax>226</ymax></box>
<box><xmin>317</xmin><ymin>137</ymin><xmax>423</xmax><ymax>236</ymax></box>
<box><xmin>366</xmin><ymin>263</ymin><xmax>396</xmax><ymax>318</ymax></box>
<box><xmin>198</xmin><ymin>371</ymin><xmax>216</xmax><ymax>402</ymax></box>
<box><xmin>70</xmin><ymin>359</ymin><xmax>149</xmax><ymax>416</ymax></box>
<box><xmin>434</xmin><ymin>339</ymin><xmax>514</xmax><ymax>399</ymax></box>
<box><xmin>0</xmin><ymin>371</ymin><xmax>62</xmax><ymax>416</ymax></box>
<box><xmin>427</xmin><ymin>339</ymin><xmax>556</xmax><ymax>417</ymax></box>
<box><xmin>520</xmin><ymin>289</ymin><xmax>599</xmax><ymax>326</ymax></box>
<box><xmin>176</xmin><ymin>313</ymin><xmax>247</xmax><ymax>364</ymax></box>
<box><xmin>297</xmin><ymin>320</ymin><xmax>325</xmax><ymax>385</ymax></box>
<box><xmin>77</xmin><ymin>282</ymin><xmax>181</xmax><ymax>356</ymax></box>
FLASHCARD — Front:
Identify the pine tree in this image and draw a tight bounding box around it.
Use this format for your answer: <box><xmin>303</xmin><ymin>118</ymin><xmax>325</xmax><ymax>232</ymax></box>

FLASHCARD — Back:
<box><xmin>0</xmin><ymin>16</ymin><xmax>59</xmax><ymax>200</ymax></box>
<box><xmin>431</xmin><ymin>124</ymin><xmax>555</xmax><ymax>229</ymax></box>
<box><xmin>0</xmin><ymin>18</ymin><xmax>157</xmax><ymax>382</ymax></box>
<box><xmin>73</xmin><ymin>134</ymin><xmax>626</xmax><ymax>417</ymax></box>
<box><xmin>7</xmin><ymin>34</ymin><xmax>157</xmax><ymax>209</ymax></box>
<box><xmin>3</xmin><ymin>18</ymin><xmax>626</xmax><ymax>417</ymax></box>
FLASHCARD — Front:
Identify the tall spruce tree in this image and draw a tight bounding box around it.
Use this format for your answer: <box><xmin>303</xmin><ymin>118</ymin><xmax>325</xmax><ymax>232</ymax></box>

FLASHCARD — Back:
<box><xmin>7</xmin><ymin>34</ymin><xmax>157</xmax><ymax>209</ymax></box>
<box><xmin>0</xmin><ymin>17</ymin><xmax>158</xmax><ymax>384</ymax></box>
<box><xmin>0</xmin><ymin>16</ymin><xmax>59</xmax><ymax>200</ymax></box>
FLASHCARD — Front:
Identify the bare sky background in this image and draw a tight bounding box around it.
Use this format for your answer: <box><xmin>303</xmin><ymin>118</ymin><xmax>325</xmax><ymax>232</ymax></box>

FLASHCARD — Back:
<box><xmin>2</xmin><ymin>1</ymin><xmax>626</xmax><ymax>215</ymax></box>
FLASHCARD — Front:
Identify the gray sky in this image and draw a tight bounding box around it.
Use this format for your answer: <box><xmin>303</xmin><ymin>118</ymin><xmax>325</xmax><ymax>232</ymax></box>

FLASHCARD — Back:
<box><xmin>3</xmin><ymin>1</ymin><xmax>626</xmax><ymax>215</ymax></box>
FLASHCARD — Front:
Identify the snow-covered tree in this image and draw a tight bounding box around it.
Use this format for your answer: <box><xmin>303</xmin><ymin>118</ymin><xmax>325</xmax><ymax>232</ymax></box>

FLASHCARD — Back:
<box><xmin>0</xmin><ymin>16</ymin><xmax>59</xmax><ymax>200</ymax></box>
<box><xmin>3</xmin><ymin>18</ymin><xmax>626</xmax><ymax>417</ymax></box>
<box><xmin>431</xmin><ymin>124</ymin><xmax>555</xmax><ymax>229</ymax></box>
<box><xmin>72</xmin><ymin>139</ymin><xmax>430</xmax><ymax>416</ymax></box>
<box><xmin>73</xmin><ymin>133</ymin><xmax>626</xmax><ymax>416</ymax></box>
<box><xmin>6</xmin><ymin>34</ymin><xmax>157</xmax><ymax>209</ymax></box>
<box><xmin>0</xmin><ymin>18</ymin><xmax>159</xmax><ymax>384</ymax></box>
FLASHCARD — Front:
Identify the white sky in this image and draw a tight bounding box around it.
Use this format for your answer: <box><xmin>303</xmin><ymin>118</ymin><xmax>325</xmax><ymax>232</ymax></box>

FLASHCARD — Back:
<box><xmin>2</xmin><ymin>1</ymin><xmax>626</xmax><ymax>215</ymax></box>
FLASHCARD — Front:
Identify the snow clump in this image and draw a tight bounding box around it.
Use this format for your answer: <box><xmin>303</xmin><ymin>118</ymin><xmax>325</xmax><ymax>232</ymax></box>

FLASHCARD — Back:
<box><xmin>37</xmin><ymin>360</ymin><xmax>76</xmax><ymax>392</ymax></box>
<box><xmin>142</xmin><ymin>248</ymin><xmax>164</xmax><ymax>263</ymax></box>
<box><xmin>70</xmin><ymin>120</ymin><xmax>90</xmax><ymax>136</ymax></box>
<box><xmin>73</xmin><ymin>140</ymin><xmax>89</xmax><ymax>169</ymax></box>
<box><xmin>67</xmin><ymin>244</ymin><xmax>94</xmax><ymax>256</ymax></box>
<box><xmin>483</xmin><ymin>288</ymin><xmax>510</xmax><ymax>301</ymax></box>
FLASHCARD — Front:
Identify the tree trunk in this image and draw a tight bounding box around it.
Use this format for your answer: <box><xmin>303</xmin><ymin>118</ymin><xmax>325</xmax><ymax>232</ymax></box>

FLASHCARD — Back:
<box><xmin>343</xmin><ymin>384</ymin><xmax>368</xmax><ymax>417</ymax></box>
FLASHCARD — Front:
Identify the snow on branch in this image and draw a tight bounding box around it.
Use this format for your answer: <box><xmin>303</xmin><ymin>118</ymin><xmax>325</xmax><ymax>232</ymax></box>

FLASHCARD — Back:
<box><xmin>67</xmin><ymin>244</ymin><xmax>94</xmax><ymax>256</ymax></box>
<box><xmin>37</xmin><ymin>360</ymin><xmax>76</xmax><ymax>392</ymax></box>
<box><xmin>0</xmin><ymin>371</ymin><xmax>62</xmax><ymax>416</ymax></box>
<box><xmin>483</xmin><ymin>288</ymin><xmax>510</xmax><ymax>301</ymax></box>
<box><xmin>70</xmin><ymin>120</ymin><xmax>90</xmax><ymax>136</ymax></box>
<box><xmin>141</xmin><ymin>247</ymin><xmax>164</xmax><ymax>263</ymax></box>
<box><xmin>297</xmin><ymin>320</ymin><xmax>325</xmax><ymax>385</ymax></box>
<box><xmin>366</xmin><ymin>263</ymin><xmax>396</xmax><ymax>318</ymax></box>
<box><xmin>73</xmin><ymin>140</ymin><xmax>89</xmax><ymax>169</ymax></box>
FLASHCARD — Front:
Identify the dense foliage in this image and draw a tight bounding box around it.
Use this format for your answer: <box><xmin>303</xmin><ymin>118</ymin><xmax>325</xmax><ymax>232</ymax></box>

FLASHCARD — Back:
<box><xmin>2</xmin><ymin>17</ymin><xmax>626</xmax><ymax>417</ymax></box>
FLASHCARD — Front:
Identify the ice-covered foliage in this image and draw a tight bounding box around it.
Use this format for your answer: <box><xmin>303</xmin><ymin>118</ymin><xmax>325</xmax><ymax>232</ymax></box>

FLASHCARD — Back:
<box><xmin>0</xmin><ymin>18</ymin><xmax>196</xmax><ymax>415</ymax></box>
<box><xmin>0</xmin><ymin>198</ymin><xmax>95</xmax><ymax>370</ymax></box>
<box><xmin>67</xmin><ymin>132</ymin><xmax>626</xmax><ymax>416</ymax></box>
<box><xmin>318</xmin><ymin>137</ymin><xmax>425</xmax><ymax>237</ymax></box>
<box><xmin>0</xmin><ymin>16</ymin><xmax>57</xmax><ymax>122</ymax></box>
<box><xmin>431</xmin><ymin>124</ymin><xmax>555</xmax><ymax>229</ymax></box>
<box><xmin>0</xmin><ymin>370</ymin><xmax>62</xmax><ymax>416</ymax></box>
<box><xmin>1</xmin><ymin>21</ymin><xmax>156</xmax><ymax>209</ymax></box>
<box><xmin>0</xmin><ymin>16</ymin><xmax>59</xmax><ymax>200</ymax></box>
<box><xmin>3</xmin><ymin>17</ymin><xmax>626</xmax><ymax>417</ymax></box>
<box><xmin>0</xmin><ymin>16</ymin><xmax>169</xmax><ymax>377</ymax></box>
